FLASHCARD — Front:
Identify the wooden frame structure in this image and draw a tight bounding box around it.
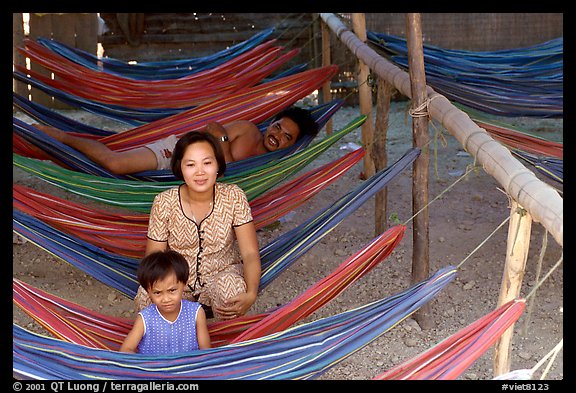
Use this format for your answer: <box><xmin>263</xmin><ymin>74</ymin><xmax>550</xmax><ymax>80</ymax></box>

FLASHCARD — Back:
<box><xmin>319</xmin><ymin>13</ymin><xmax>562</xmax><ymax>377</ymax></box>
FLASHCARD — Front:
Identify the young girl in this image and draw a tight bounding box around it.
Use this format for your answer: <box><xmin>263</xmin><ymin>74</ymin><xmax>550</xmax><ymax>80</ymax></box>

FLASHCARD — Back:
<box><xmin>120</xmin><ymin>250</ymin><xmax>211</xmax><ymax>354</ymax></box>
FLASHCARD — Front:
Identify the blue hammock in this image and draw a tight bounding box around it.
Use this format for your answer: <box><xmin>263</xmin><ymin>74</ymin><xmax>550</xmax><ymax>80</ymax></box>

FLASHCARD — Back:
<box><xmin>13</xmin><ymin>63</ymin><xmax>310</xmax><ymax>125</ymax></box>
<box><xmin>512</xmin><ymin>150</ymin><xmax>563</xmax><ymax>184</ymax></box>
<box><xmin>35</xmin><ymin>28</ymin><xmax>276</xmax><ymax>80</ymax></box>
<box><xmin>12</xmin><ymin>264</ymin><xmax>456</xmax><ymax>380</ymax></box>
<box><xmin>367</xmin><ymin>32</ymin><xmax>563</xmax><ymax>118</ymax></box>
<box><xmin>13</xmin><ymin>98</ymin><xmax>344</xmax><ymax>182</ymax></box>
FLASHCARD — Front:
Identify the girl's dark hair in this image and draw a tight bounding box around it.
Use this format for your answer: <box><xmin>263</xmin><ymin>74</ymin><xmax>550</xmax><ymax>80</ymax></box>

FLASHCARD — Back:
<box><xmin>137</xmin><ymin>250</ymin><xmax>189</xmax><ymax>291</ymax></box>
<box><xmin>170</xmin><ymin>131</ymin><xmax>227</xmax><ymax>180</ymax></box>
<box><xmin>273</xmin><ymin>106</ymin><xmax>318</xmax><ymax>139</ymax></box>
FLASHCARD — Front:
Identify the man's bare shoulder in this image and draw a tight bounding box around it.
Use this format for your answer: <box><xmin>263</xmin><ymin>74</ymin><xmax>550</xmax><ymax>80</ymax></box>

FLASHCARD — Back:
<box><xmin>226</xmin><ymin>120</ymin><xmax>263</xmax><ymax>161</ymax></box>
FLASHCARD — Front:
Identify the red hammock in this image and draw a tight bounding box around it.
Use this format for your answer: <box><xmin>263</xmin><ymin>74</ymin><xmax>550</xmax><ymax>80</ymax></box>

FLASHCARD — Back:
<box><xmin>479</xmin><ymin>122</ymin><xmax>563</xmax><ymax>159</ymax></box>
<box><xmin>13</xmin><ymin>224</ymin><xmax>406</xmax><ymax>349</ymax></box>
<box><xmin>18</xmin><ymin>38</ymin><xmax>299</xmax><ymax>109</ymax></box>
<box><xmin>374</xmin><ymin>298</ymin><xmax>526</xmax><ymax>380</ymax></box>
<box><xmin>13</xmin><ymin>148</ymin><xmax>364</xmax><ymax>258</ymax></box>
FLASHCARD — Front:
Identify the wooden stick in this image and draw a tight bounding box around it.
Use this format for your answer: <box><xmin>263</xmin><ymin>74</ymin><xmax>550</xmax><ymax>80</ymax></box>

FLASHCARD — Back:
<box><xmin>321</xmin><ymin>19</ymin><xmax>333</xmax><ymax>134</ymax></box>
<box><xmin>406</xmin><ymin>13</ymin><xmax>433</xmax><ymax>330</ymax></box>
<box><xmin>374</xmin><ymin>77</ymin><xmax>393</xmax><ymax>235</ymax></box>
<box><xmin>493</xmin><ymin>200</ymin><xmax>532</xmax><ymax>376</ymax></box>
<box><xmin>352</xmin><ymin>13</ymin><xmax>375</xmax><ymax>179</ymax></box>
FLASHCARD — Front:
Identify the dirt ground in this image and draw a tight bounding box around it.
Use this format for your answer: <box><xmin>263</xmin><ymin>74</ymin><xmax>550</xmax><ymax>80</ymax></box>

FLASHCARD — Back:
<box><xmin>12</xmin><ymin>100</ymin><xmax>563</xmax><ymax>381</ymax></box>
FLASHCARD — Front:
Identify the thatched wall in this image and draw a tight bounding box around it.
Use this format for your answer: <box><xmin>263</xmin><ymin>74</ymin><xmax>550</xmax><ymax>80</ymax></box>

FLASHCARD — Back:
<box><xmin>364</xmin><ymin>13</ymin><xmax>563</xmax><ymax>50</ymax></box>
<box><xmin>99</xmin><ymin>13</ymin><xmax>318</xmax><ymax>69</ymax></box>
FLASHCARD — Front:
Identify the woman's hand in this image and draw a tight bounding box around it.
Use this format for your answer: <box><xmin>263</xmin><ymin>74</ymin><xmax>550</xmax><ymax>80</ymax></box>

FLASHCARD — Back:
<box><xmin>213</xmin><ymin>291</ymin><xmax>257</xmax><ymax>320</ymax></box>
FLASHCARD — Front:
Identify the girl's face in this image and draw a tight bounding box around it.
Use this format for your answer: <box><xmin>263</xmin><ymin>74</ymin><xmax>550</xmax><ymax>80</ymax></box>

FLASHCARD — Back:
<box><xmin>147</xmin><ymin>272</ymin><xmax>185</xmax><ymax>318</ymax></box>
<box><xmin>181</xmin><ymin>141</ymin><xmax>219</xmax><ymax>192</ymax></box>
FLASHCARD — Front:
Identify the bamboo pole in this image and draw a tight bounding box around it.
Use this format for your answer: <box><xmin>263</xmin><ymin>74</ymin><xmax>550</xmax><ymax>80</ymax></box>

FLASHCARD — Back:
<box><xmin>374</xmin><ymin>78</ymin><xmax>393</xmax><ymax>234</ymax></box>
<box><xmin>406</xmin><ymin>13</ymin><xmax>433</xmax><ymax>329</ymax></box>
<box><xmin>351</xmin><ymin>13</ymin><xmax>375</xmax><ymax>179</ymax></box>
<box><xmin>319</xmin><ymin>13</ymin><xmax>562</xmax><ymax>248</ymax></box>
<box><xmin>321</xmin><ymin>20</ymin><xmax>333</xmax><ymax>134</ymax></box>
<box><xmin>493</xmin><ymin>201</ymin><xmax>532</xmax><ymax>376</ymax></box>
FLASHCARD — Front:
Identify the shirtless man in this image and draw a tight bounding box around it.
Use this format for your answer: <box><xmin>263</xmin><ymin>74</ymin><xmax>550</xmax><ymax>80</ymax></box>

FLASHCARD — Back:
<box><xmin>34</xmin><ymin>106</ymin><xmax>318</xmax><ymax>175</ymax></box>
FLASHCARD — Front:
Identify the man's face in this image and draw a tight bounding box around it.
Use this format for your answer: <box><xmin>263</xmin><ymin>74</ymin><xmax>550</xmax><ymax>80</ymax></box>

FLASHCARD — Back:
<box><xmin>262</xmin><ymin>117</ymin><xmax>301</xmax><ymax>152</ymax></box>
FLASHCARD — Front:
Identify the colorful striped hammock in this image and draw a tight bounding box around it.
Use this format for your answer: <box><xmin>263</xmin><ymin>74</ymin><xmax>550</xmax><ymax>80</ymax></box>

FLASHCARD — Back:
<box><xmin>13</xmin><ymin>64</ymin><xmax>338</xmax><ymax>152</ymax></box>
<box><xmin>13</xmin><ymin>222</ymin><xmax>406</xmax><ymax>350</ymax></box>
<box><xmin>368</xmin><ymin>32</ymin><xmax>563</xmax><ymax>118</ymax></box>
<box><xmin>374</xmin><ymin>299</ymin><xmax>526</xmax><ymax>380</ymax></box>
<box><xmin>455</xmin><ymin>105</ymin><xmax>563</xmax><ymax>184</ymax></box>
<box><xmin>34</xmin><ymin>28</ymin><xmax>277</xmax><ymax>80</ymax></box>
<box><xmin>14</xmin><ymin>61</ymin><xmax>336</xmax><ymax>125</ymax></box>
<box><xmin>13</xmin><ymin>148</ymin><xmax>421</xmax><ymax>299</ymax></box>
<box><xmin>511</xmin><ymin>150</ymin><xmax>563</xmax><ymax>184</ymax></box>
<box><xmin>12</xmin><ymin>265</ymin><xmax>457</xmax><ymax>380</ymax></box>
<box><xmin>13</xmin><ymin>148</ymin><xmax>364</xmax><ymax>258</ymax></box>
<box><xmin>13</xmin><ymin>114</ymin><xmax>366</xmax><ymax>211</ymax></box>
<box><xmin>17</xmin><ymin>38</ymin><xmax>301</xmax><ymax>111</ymax></box>
<box><xmin>458</xmin><ymin>104</ymin><xmax>563</xmax><ymax>159</ymax></box>
<box><xmin>13</xmin><ymin>98</ymin><xmax>345</xmax><ymax>181</ymax></box>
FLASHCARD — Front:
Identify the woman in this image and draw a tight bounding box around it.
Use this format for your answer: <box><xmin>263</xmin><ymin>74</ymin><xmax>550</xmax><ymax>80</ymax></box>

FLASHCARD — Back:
<box><xmin>134</xmin><ymin>131</ymin><xmax>261</xmax><ymax>320</ymax></box>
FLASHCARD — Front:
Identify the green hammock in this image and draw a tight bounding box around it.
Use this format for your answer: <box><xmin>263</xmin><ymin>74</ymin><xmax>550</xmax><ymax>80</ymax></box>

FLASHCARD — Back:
<box><xmin>13</xmin><ymin>115</ymin><xmax>367</xmax><ymax>212</ymax></box>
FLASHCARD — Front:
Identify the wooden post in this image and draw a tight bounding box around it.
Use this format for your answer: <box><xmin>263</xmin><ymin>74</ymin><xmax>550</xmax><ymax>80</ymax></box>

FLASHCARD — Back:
<box><xmin>406</xmin><ymin>13</ymin><xmax>433</xmax><ymax>329</ymax></box>
<box><xmin>351</xmin><ymin>13</ymin><xmax>375</xmax><ymax>179</ymax></box>
<box><xmin>321</xmin><ymin>19</ymin><xmax>333</xmax><ymax>134</ymax></box>
<box><xmin>311</xmin><ymin>16</ymin><xmax>321</xmax><ymax>70</ymax></box>
<box><xmin>374</xmin><ymin>77</ymin><xmax>394</xmax><ymax>235</ymax></box>
<box><xmin>493</xmin><ymin>200</ymin><xmax>532</xmax><ymax>376</ymax></box>
<box><xmin>27</xmin><ymin>13</ymin><xmax>99</xmax><ymax>109</ymax></box>
<box><xmin>13</xmin><ymin>13</ymin><xmax>28</xmax><ymax>100</ymax></box>
<box><xmin>28</xmin><ymin>13</ymin><xmax>55</xmax><ymax>107</ymax></box>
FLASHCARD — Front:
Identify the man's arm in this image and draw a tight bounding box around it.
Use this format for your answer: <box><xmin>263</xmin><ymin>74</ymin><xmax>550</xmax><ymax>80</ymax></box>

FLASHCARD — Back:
<box><xmin>205</xmin><ymin>122</ymin><xmax>234</xmax><ymax>162</ymax></box>
<box><xmin>205</xmin><ymin>120</ymin><xmax>262</xmax><ymax>162</ymax></box>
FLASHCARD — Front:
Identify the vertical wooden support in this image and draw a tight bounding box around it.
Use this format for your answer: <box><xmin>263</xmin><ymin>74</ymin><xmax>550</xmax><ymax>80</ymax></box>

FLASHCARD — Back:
<box><xmin>351</xmin><ymin>13</ymin><xmax>375</xmax><ymax>179</ymax></box>
<box><xmin>13</xmin><ymin>13</ymin><xmax>28</xmax><ymax>100</ymax></box>
<box><xmin>28</xmin><ymin>13</ymin><xmax>55</xmax><ymax>107</ymax></box>
<box><xmin>321</xmin><ymin>20</ymin><xmax>333</xmax><ymax>134</ymax></box>
<box><xmin>493</xmin><ymin>200</ymin><xmax>532</xmax><ymax>376</ymax></box>
<box><xmin>311</xmin><ymin>16</ymin><xmax>321</xmax><ymax>70</ymax></box>
<box><xmin>374</xmin><ymin>78</ymin><xmax>393</xmax><ymax>235</ymax></box>
<box><xmin>27</xmin><ymin>13</ymin><xmax>98</xmax><ymax>108</ymax></box>
<box><xmin>406</xmin><ymin>13</ymin><xmax>433</xmax><ymax>329</ymax></box>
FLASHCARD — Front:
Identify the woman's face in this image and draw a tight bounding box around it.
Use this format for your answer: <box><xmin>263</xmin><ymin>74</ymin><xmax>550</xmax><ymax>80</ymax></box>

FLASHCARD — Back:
<box><xmin>181</xmin><ymin>141</ymin><xmax>219</xmax><ymax>192</ymax></box>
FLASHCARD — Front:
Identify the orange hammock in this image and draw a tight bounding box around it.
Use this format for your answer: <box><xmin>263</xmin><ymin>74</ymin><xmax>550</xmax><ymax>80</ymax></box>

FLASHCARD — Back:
<box><xmin>479</xmin><ymin>121</ymin><xmax>563</xmax><ymax>159</ymax></box>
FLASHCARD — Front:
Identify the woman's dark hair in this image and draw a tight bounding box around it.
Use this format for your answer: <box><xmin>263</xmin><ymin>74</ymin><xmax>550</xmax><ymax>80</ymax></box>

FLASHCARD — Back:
<box><xmin>137</xmin><ymin>250</ymin><xmax>189</xmax><ymax>291</ymax></box>
<box><xmin>273</xmin><ymin>106</ymin><xmax>318</xmax><ymax>140</ymax></box>
<box><xmin>170</xmin><ymin>131</ymin><xmax>227</xmax><ymax>180</ymax></box>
